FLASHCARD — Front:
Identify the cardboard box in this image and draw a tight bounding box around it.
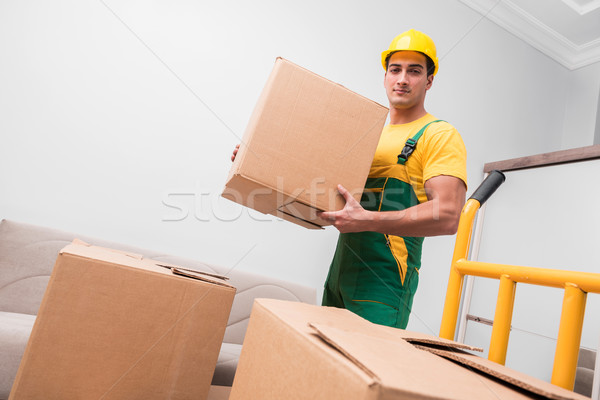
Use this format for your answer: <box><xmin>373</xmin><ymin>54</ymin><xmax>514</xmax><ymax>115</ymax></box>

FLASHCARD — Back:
<box><xmin>10</xmin><ymin>241</ymin><xmax>236</xmax><ymax>400</ymax></box>
<box><xmin>230</xmin><ymin>299</ymin><xmax>588</xmax><ymax>400</ymax></box>
<box><xmin>222</xmin><ymin>58</ymin><xmax>388</xmax><ymax>229</ymax></box>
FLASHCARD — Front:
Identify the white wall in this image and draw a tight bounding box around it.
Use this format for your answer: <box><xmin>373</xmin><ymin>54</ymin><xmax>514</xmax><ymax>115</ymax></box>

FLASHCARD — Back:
<box><xmin>561</xmin><ymin>62</ymin><xmax>600</xmax><ymax>148</ymax></box>
<box><xmin>0</xmin><ymin>0</ymin><xmax>589</xmax><ymax>336</ymax></box>
<box><xmin>596</xmin><ymin>91</ymin><xmax>600</xmax><ymax>144</ymax></box>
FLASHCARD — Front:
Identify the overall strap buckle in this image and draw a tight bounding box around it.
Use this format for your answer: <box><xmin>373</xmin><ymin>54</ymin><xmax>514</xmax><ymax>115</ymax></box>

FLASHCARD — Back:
<box><xmin>397</xmin><ymin>120</ymin><xmax>444</xmax><ymax>165</ymax></box>
<box><xmin>397</xmin><ymin>138</ymin><xmax>418</xmax><ymax>165</ymax></box>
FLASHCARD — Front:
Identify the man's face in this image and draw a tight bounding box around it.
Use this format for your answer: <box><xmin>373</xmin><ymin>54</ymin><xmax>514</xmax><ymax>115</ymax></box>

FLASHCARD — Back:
<box><xmin>384</xmin><ymin>51</ymin><xmax>433</xmax><ymax>112</ymax></box>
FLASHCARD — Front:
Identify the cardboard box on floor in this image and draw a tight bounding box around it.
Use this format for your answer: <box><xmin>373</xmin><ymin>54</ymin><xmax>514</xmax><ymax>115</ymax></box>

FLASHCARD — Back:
<box><xmin>9</xmin><ymin>240</ymin><xmax>236</xmax><ymax>400</ymax></box>
<box><xmin>230</xmin><ymin>299</ymin><xmax>588</xmax><ymax>400</ymax></box>
<box><xmin>222</xmin><ymin>58</ymin><xmax>388</xmax><ymax>229</ymax></box>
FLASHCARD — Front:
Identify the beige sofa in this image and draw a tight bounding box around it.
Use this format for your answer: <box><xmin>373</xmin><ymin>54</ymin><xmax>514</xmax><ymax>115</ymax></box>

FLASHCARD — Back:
<box><xmin>0</xmin><ymin>219</ymin><xmax>317</xmax><ymax>399</ymax></box>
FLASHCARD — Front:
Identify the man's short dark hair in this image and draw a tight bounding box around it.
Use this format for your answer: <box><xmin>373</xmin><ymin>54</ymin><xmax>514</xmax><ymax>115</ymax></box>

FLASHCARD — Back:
<box><xmin>385</xmin><ymin>52</ymin><xmax>435</xmax><ymax>77</ymax></box>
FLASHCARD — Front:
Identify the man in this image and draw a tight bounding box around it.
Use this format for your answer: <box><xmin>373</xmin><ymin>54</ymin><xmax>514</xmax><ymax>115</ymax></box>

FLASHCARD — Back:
<box><xmin>318</xmin><ymin>29</ymin><xmax>467</xmax><ymax>329</ymax></box>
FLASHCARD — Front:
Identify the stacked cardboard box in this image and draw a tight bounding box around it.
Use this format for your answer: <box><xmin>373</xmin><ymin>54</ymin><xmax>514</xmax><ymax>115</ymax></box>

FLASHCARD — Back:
<box><xmin>223</xmin><ymin>58</ymin><xmax>388</xmax><ymax>229</ymax></box>
<box><xmin>10</xmin><ymin>241</ymin><xmax>236</xmax><ymax>400</ymax></box>
<box><xmin>230</xmin><ymin>299</ymin><xmax>588</xmax><ymax>400</ymax></box>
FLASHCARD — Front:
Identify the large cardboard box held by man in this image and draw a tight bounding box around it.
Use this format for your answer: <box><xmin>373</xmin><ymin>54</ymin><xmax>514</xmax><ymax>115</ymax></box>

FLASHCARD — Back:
<box><xmin>229</xmin><ymin>299</ymin><xmax>588</xmax><ymax>400</ymax></box>
<box><xmin>9</xmin><ymin>241</ymin><xmax>236</xmax><ymax>400</ymax></box>
<box><xmin>222</xmin><ymin>58</ymin><xmax>388</xmax><ymax>229</ymax></box>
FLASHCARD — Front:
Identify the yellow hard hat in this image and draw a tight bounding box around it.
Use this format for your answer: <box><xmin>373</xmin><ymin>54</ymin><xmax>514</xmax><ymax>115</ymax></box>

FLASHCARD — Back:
<box><xmin>381</xmin><ymin>29</ymin><xmax>439</xmax><ymax>75</ymax></box>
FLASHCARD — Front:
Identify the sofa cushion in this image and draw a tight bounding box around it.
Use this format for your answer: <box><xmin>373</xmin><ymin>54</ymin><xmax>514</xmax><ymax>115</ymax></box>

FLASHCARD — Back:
<box><xmin>0</xmin><ymin>312</ymin><xmax>36</xmax><ymax>399</ymax></box>
<box><xmin>211</xmin><ymin>343</ymin><xmax>243</xmax><ymax>386</ymax></box>
<box><xmin>574</xmin><ymin>366</ymin><xmax>594</xmax><ymax>397</ymax></box>
<box><xmin>574</xmin><ymin>348</ymin><xmax>597</xmax><ymax>397</ymax></box>
<box><xmin>0</xmin><ymin>220</ymin><xmax>81</xmax><ymax>315</ymax></box>
<box><xmin>0</xmin><ymin>219</ymin><xmax>151</xmax><ymax>315</ymax></box>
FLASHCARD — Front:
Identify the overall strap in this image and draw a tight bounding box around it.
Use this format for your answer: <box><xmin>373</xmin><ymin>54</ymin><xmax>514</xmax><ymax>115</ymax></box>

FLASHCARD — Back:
<box><xmin>397</xmin><ymin>120</ymin><xmax>444</xmax><ymax>165</ymax></box>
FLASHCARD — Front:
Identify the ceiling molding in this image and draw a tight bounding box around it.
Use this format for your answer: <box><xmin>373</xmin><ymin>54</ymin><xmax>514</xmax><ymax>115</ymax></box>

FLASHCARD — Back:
<box><xmin>459</xmin><ymin>0</ymin><xmax>600</xmax><ymax>70</ymax></box>
<box><xmin>561</xmin><ymin>0</ymin><xmax>600</xmax><ymax>16</ymax></box>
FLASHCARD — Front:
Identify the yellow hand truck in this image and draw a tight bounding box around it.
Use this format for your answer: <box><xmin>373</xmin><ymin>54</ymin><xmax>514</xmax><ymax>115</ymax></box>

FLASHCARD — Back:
<box><xmin>440</xmin><ymin>170</ymin><xmax>600</xmax><ymax>391</ymax></box>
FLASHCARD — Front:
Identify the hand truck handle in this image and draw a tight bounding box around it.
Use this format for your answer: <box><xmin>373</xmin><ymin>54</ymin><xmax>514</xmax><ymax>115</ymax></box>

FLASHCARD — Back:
<box><xmin>468</xmin><ymin>170</ymin><xmax>506</xmax><ymax>206</ymax></box>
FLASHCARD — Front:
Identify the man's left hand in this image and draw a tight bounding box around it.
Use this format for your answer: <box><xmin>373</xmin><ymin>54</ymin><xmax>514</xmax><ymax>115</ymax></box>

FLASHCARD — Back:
<box><xmin>319</xmin><ymin>184</ymin><xmax>372</xmax><ymax>233</ymax></box>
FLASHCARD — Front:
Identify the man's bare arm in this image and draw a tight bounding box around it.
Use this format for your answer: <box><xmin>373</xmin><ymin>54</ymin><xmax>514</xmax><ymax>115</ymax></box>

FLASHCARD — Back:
<box><xmin>319</xmin><ymin>175</ymin><xmax>466</xmax><ymax>236</ymax></box>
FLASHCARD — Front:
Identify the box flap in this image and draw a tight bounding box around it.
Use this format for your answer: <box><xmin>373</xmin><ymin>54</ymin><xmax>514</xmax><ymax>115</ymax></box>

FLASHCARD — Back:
<box><xmin>308</xmin><ymin>323</ymin><xmax>381</xmax><ymax>384</ymax></box>
<box><xmin>273</xmin><ymin>211</ymin><xmax>324</xmax><ymax>229</ymax></box>
<box><xmin>156</xmin><ymin>264</ymin><xmax>229</xmax><ymax>281</ymax></box>
<box><xmin>70</xmin><ymin>238</ymin><xmax>144</xmax><ymax>260</ymax></box>
<box><xmin>310</xmin><ymin>312</ymin><xmax>483</xmax><ymax>353</ymax></box>
<box><xmin>223</xmin><ymin>174</ymin><xmax>283</xmax><ymax>215</ymax></box>
<box><xmin>387</xmin><ymin>329</ymin><xmax>483</xmax><ymax>353</ymax></box>
<box><xmin>61</xmin><ymin>242</ymin><xmax>234</xmax><ymax>288</ymax></box>
<box><xmin>278</xmin><ymin>200</ymin><xmax>328</xmax><ymax>228</ymax></box>
<box><xmin>416</xmin><ymin>346</ymin><xmax>588</xmax><ymax>400</ymax></box>
<box><xmin>60</xmin><ymin>242</ymin><xmax>160</xmax><ymax>273</ymax></box>
<box><xmin>170</xmin><ymin>267</ymin><xmax>232</xmax><ymax>288</ymax></box>
<box><xmin>308</xmin><ymin>322</ymin><xmax>522</xmax><ymax>400</ymax></box>
<box><xmin>274</xmin><ymin>208</ymin><xmax>325</xmax><ymax>230</ymax></box>
<box><xmin>224</xmin><ymin>175</ymin><xmax>326</xmax><ymax>229</ymax></box>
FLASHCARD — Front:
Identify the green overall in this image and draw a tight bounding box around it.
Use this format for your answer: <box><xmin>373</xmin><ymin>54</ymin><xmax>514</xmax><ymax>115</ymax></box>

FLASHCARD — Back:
<box><xmin>322</xmin><ymin>120</ymin><xmax>442</xmax><ymax>329</ymax></box>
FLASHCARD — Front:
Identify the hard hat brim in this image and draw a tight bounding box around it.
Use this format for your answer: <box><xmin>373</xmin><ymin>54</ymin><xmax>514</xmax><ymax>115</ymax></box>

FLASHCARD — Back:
<box><xmin>381</xmin><ymin>50</ymin><xmax>438</xmax><ymax>75</ymax></box>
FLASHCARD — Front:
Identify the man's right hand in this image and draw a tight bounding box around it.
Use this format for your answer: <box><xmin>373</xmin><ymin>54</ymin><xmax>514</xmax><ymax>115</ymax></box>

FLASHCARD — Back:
<box><xmin>231</xmin><ymin>144</ymin><xmax>240</xmax><ymax>162</ymax></box>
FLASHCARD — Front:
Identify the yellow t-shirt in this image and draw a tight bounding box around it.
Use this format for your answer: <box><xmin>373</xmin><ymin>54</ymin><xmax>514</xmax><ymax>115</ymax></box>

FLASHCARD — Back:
<box><xmin>370</xmin><ymin>113</ymin><xmax>467</xmax><ymax>203</ymax></box>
